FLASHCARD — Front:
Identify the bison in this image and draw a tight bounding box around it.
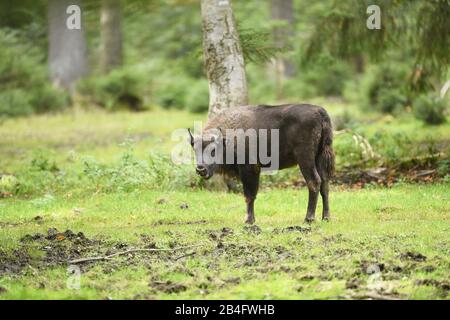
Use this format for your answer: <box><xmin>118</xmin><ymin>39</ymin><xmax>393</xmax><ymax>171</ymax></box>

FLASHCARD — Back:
<box><xmin>188</xmin><ymin>104</ymin><xmax>335</xmax><ymax>224</ymax></box>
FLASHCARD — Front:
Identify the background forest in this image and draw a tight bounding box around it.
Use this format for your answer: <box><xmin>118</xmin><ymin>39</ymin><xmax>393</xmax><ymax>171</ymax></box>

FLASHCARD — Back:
<box><xmin>1</xmin><ymin>0</ymin><xmax>449</xmax><ymax>118</ymax></box>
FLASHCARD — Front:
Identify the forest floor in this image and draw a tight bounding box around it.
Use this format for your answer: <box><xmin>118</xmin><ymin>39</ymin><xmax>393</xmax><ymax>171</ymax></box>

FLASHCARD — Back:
<box><xmin>0</xmin><ymin>103</ymin><xmax>449</xmax><ymax>299</ymax></box>
<box><xmin>0</xmin><ymin>185</ymin><xmax>449</xmax><ymax>299</ymax></box>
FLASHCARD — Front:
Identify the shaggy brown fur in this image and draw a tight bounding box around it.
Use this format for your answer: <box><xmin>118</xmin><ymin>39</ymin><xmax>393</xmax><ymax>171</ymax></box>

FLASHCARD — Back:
<box><xmin>189</xmin><ymin>104</ymin><xmax>335</xmax><ymax>224</ymax></box>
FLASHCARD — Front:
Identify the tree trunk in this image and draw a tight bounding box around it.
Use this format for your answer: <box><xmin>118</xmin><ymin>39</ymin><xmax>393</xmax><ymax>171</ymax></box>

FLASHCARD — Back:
<box><xmin>270</xmin><ymin>0</ymin><xmax>295</xmax><ymax>79</ymax></box>
<box><xmin>200</xmin><ymin>0</ymin><xmax>248</xmax><ymax>118</ymax></box>
<box><xmin>353</xmin><ymin>54</ymin><xmax>365</xmax><ymax>74</ymax></box>
<box><xmin>100</xmin><ymin>0</ymin><xmax>123</xmax><ymax>74</ymax></box>
<box><xmin>48</xmin><ymin>0</ymin><xmax>88</xmax><ymax>93</ymax></box>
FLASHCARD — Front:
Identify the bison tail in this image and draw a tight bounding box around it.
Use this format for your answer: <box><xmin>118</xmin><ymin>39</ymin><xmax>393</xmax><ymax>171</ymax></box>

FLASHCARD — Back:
<box><xmin>317</xmin><ymin>109</ymin><xmax>335</xmax><ymax>179</ymax></box>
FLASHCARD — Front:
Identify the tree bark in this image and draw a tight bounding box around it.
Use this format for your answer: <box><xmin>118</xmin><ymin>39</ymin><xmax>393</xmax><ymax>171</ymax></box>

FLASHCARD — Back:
<box><xmin>48</xmin><ymin>0</ymin><xmax>88</xmax><ymax>93</ymax></box>
<box><xmin>270</xmin><ymin>0</ymin><xmax>295</xmax><ymax>79</ymax></box>
<box><xmin>100</xmin><ymin>0</ymin><xmax>123</xmax><ymax>74</ymax></box>
<box><xmin>200</xmin><ymin>0</ymin><xmax>248</xmax><ymax>118</ymax></box>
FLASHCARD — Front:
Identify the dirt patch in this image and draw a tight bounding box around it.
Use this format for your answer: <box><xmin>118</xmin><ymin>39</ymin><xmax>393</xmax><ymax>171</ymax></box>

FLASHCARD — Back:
<box><xmin>33</xmin><ymin>215</ymin><xmax>44</xmax><ymax>223</ymax></box>
<box><xmin>321</xmin><ymin>234</ymin><xmax>346</xmax><ymax>244</ymax></box>
<box><xmin>0</xmin><ymin>248</ymin><xmax>32</xmax><ymax>276</ymax></box>
<box><xmin>346</xmin><ymin>277</ymin><xmax>363</xmax><ymax>289</ymax></box>
<box><xmin>149</xmin><ymin>280</ymin><xmax>187</xmax><ymax>294</ymax></box>
<box><xmin>415</xmin><ymin>279</ymin><xmax>450</xmax><ymax>294</ymax></box>
<box><xmin>223</xmin><ymin>276</ymin><xmax>241</xmax><ymax>285</ymax></box>
<box><xmin>400</xmin><ymin>251</ymin><xmax>427</xmax><ymax>262</ymax></box>
<box><xmin>207</xmin><ymin>227</ymin><xmax>233</xmax><ymax>241</ymax></box>
<box><xmin>273</xmin><ymin>226</ymin><xmax>311</xmax><ymax>234</ymax></box>
<box><xmin>156</xmin><ymin>198</ymin><xmax>167</xmax><ymax>205</ymax></box>
<box><xmin>152</xmin><ymin>219</ymin><xmax>207</xmax><ymax>227</ymax></box>
<box><xmin>179</xmin><ymin>203</ymin><xmax>189</xmax><ymax>210</ymax></box>
<box><xmin>21</xmin><ymin>228</ymin><xmax>94</xmax><ymax>246</ymax></box>
<box><xmin>332</xmin><ymin>159</ymin><xmax>446</xmax><ymax>188</ymax></box>
<box><xmin>0</xmin><ymin>228</ymin><xmax>107</xmax><ymax>274</ymax></box>
<box><xmin>359</xmin><ymin>261</ymin><xmax>385</xmax><ymax>274</ymax></box>
<box><xmin>243</xmin><ymin>225</ymin><xmax>261</xmax><ymax>234</ymax></box>
<box><xmin>0</xmin><ymin>221</ymin><xmax>21</xmax><ymax>228</ymax></box>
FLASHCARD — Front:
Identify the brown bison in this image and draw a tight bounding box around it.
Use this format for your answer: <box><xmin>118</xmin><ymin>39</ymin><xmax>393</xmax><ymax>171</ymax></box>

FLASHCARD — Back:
<box><xmin>188</xmin><ymin>104</ymin><xmax>335</xmax><ymax>224</ymax></box>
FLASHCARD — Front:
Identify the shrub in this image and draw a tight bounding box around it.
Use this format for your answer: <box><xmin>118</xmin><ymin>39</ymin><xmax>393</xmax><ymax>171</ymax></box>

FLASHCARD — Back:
<box><xmin>0</xmin><ymin>89</ymin><xmax>33</xmax><ymax>117</ymax></box>
<box><xmin>0</xmin><ymin>28</ymin><xmax>68</xmax><ymax>117</ymax></box>
<box><xmin>295</xmin><ymin>62</ymin><xmax>352</xmax><ymax>99</ymax></box>
<box><xmin>377</xmin><ymin>88</ymin><xmax>407</xmax><ymax>114</ymax></box>
<box><xmin>413</xmin><ymin>93</ymin><xmax>447</xmax><ymax>125</ymax></box>
<box><xmin>155</xmin><ymin>77</ymin><xmax>190</xmax><ymax>110</ymax></box>
<box><xmin>186</xmin><ymin>80</ymin><xmax>209</xmax><ymax>113</ymax></box>
<box><xmin>332</xmin><ymin>110</ymin><xmax>355</xmax><ymax>131</ymax></box>
<box><xmin>30</xmin><ymin>84</ymin><xmax>69</xmax><ymax>114</ymax></box>
<box><xmin>82</xmin><ymin>146</ymin><xmax>196</xmax><ymax>193</ymax></box>
<box><xmin>9</xmin><ymin>143</ymin><xmax>198</xmax><ymax>197</ymax></box>
<box><xmin>0</xmin><ymin>175</ymin><xmax>19</xmax><ymax>195</ymax></box>
<box><xmin>361</xmin><ymin>63</ymin><xmax>409</xmax><ymax>113</ymax></box>
<box><xmin>78</xmin><ymin>67</ymin><xmax>147</xmax><ymax>111</ymax></box>
<box><xmin>0</xmin><ymin>86</ymin><xmax>68</xmax><ymax>118</ymax></box>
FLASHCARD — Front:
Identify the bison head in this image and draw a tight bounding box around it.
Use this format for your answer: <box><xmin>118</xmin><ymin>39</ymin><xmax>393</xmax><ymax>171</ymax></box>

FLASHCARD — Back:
<box><xmin>188</xmin><ymin>128</ymin><xmax>225</xmax><ymax>179</ymax></box>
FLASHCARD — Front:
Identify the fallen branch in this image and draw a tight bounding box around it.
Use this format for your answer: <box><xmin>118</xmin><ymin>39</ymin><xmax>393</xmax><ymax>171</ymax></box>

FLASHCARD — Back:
<box><xmin>336</xmin><ymin>292</ymin><xmax>402</xmax><ymax>300</ymax></box>
<box><xmin>174</xmin><ymin>251</ymin><xmax>197</xmax><ymax>261</ymax></box>
<box><xmin>68</xmin><ymin>244</ymin><xmax>204</xmax><ymax>264</ymax></box>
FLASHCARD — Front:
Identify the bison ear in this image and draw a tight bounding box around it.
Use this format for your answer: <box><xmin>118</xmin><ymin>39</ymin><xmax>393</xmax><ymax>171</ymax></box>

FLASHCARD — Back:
<box><xmin>187</xmin><ymin>128</ymin><xmax>194</xmax><ymax>146</ymax></box>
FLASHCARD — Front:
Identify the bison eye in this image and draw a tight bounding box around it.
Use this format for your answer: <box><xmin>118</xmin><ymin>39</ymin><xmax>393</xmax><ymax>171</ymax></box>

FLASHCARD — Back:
<box><xmin>211</xmin><ymin>149</ymin><xmax>216</xmax><ymax>157</ymax></box>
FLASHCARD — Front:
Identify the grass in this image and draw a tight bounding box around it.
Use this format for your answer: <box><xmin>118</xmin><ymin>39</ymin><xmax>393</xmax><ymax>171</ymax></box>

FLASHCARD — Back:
<box><xmin>0</xmin><ymin>103</ymin><xmax>449</xmax><ymax>300</ymax></box>
<box><xmin>0</xmin><ymin>184</ymin><xmax>449</xmax><ymax>299</ymax></box>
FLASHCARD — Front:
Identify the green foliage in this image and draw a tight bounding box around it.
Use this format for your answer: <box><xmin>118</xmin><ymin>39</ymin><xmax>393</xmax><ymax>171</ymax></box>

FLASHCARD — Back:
<box><xmin>0</xmin><ymin>89</ymin><xmax>33</xmax><ymax>117</ymax></box>
<box><xmin>155</xmin><ymin>76</ymin><xmax>190</xmax><ymax>110</ymax></box>
<box><xmin>332</xmin><ymin>110</ymin><xmax>356</xmax><ymax>131</ymax></box>
<box><xmin>377</xmin><ymin>88</ymin><xmax>407</xmax><ymax>114</ymax></box>
<box><xmin>361</xmin><ymin>63</ymin><xmax>409</xmax><ymax>113</ymax></box>
<box><xmin>9</xmin><ymin>141</ymin><xmax>198</xmax><ymax>197</ymax></box>
<box><xmin>416</xmin><ymin>0</ymin><xmax>450</xmax><ymax>77</ymax></box>
<box><xmin>91</xmin><ymin>147</ymin><xmax>194</xmax><ymax>193</ymax></box>
<box><xmin>239</xmin><ymin>27</ymin><xmax>282</xmax><ymax>64</ymax></box>
<box><xmin>30</xmin><ymin>84</ymin><xmax>69</xmax><ymax>114</ymax></box>
<box><xmin>303</xmin><ymin>0</ymin><xmax>450</xmax><ymax>79</ymax></box>
<box><xmin>0</xmin><ymin>28</ymin><xmax>68</xmax><ymax>117</ymax></box>
<box><xmin>186</xmin><ymin>79</ymin><xmax>209</xmax><ymax>113</ymax></box>
<box><xmin>0</xmin><ymin>174</ymin><xmax>19</xmax><ymax>195</ymax></box>
<box><xmin>334</xmin><ymin>131</ymin><xmax>376</xmax><ymax>167</ymax></box>
<box><xmin>78</xmin><ymin>67</ymin><xmax>147</xmax><ymax>111</ymax></box>
<box><xmin>300</xmin><ymin>62</ymin><xmax>352</xmax><ymax>98</ymax></box>
<box><xmin>413</xmin><ymin>93</ymin><xmax>448</xmax><ymax>125</ymax></box>
<box><xmin>370</xmin><ymin>131</ymin><xmax>413</xmax><ymax>163</ymax></box>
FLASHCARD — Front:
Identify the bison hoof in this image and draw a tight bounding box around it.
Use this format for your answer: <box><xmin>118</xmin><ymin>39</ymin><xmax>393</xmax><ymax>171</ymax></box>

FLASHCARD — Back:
<box><xmin>322</xmin><ymin>216</ymin><xmax>331</xmax><ymax>222</ymax></box>
<box><xmin>304</xmin><ymin>217</ymin><xmax>315</xmax><ymax>224</ymax></box>
<box><xmin>245</xmin><ymin>218</ymin><xmax>255</xmax><ymax>224</ymax></box>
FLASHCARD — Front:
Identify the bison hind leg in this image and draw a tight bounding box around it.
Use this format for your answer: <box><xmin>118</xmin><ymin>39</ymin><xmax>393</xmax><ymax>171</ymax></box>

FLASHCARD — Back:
<box><xmin>298</xmin><ymin>161</ymin><xmax>321</xmax><ymax>223</ymax></box>
<box><xmin>316</xmin><ymin>159</ymin><xmax>331</xmax><ymax>221</ymax></box>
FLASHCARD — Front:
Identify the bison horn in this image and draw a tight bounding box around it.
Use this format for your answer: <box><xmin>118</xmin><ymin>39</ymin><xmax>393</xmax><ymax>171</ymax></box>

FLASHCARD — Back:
<box><xmin>187</xmin><ymin>128</ymin><xmax>194</xmax><ymax>146</ymax></box>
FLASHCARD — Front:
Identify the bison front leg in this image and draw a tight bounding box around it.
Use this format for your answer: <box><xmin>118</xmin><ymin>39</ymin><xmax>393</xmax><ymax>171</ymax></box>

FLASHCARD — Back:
<box><xmin>239</xmin><ymin>165</ymin><xmax>260</xmax><ymax>224</ymax></box>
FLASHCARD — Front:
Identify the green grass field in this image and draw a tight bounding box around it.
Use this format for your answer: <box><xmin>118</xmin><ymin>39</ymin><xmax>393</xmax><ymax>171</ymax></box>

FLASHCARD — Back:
<box><xmin>0</xmin><ymin>105</ymin><xmax>449</xmax><ymax>300</ymax></box>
